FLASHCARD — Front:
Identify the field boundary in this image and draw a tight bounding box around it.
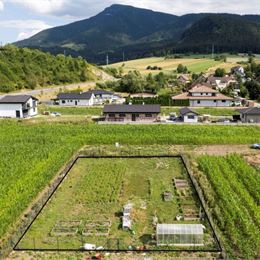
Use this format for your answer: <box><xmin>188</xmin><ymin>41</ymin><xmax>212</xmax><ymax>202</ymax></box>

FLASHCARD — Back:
<box><xmin>14</xmin><ymin>155</ymin><xmax>222</xmax><ymax>253</ymax></box>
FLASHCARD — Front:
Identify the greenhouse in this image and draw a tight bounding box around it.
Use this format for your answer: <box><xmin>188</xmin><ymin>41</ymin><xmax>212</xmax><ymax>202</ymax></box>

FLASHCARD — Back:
<box><xmin>156</xmin><ymin>224</ymin><xmax>205</xmax><ymax>246</ymax></box>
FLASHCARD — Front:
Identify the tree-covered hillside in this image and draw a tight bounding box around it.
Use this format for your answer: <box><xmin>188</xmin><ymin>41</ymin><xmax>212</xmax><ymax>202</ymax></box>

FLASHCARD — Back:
<box><xmin>15</xmin><ymin>4</ymin><xmax>260</xmax><ymax>64</ymax></box>
<box><xmin>0</xmin><ymin>45</ymin><xmax>98</xmax><ymax>93</ymax></box>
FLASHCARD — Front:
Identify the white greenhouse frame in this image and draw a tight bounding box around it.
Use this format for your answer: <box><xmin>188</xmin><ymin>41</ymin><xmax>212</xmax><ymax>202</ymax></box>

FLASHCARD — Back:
<box><xmin>156</xmin><ymin>224</ymin><xmax>205</xmax><ymax>246</ymax></box>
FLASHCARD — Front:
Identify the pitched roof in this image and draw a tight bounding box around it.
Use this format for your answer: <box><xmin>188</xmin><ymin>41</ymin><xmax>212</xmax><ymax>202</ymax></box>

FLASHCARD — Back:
<box><xmin>207</xmin><ymin>76</ymin><xmax>236</xmax><ymax>84</ymax></box>
<box><xmin>237</xmin><ymin>107</ymin><xmax>260</xmax><ymax>115</ymax></box>
<box><xmin>57</xmin><ymin>92</ymin><xmax>93</xmax><ymax>100</ymax></box>
<box><xmin>0</xmin><ymin>95</ymin><xmax>37</xmax><ymax>104</ymax></box>
<box><xmin>88</xmin><ymin>89</ymin><xmax>113</xmax><ymax>95</ymax></box>
<box><xmin>103</xmin><ymin>104</ymin><xmax>161</xmax><ymax>113</ymax></box>
<box><xmin>180</xmin><ymin>107</ymin><xmax>199</xmax><ymax>116</ymax></box>
<box><xmin>189</xmin><ymin>84</ymin><xmax>218</xmax><ymax>93</ymax></box>
<box><xmin>178</xmin><ymin>74</ymin><xmax>190</xmax><ymax>81</ymax></box>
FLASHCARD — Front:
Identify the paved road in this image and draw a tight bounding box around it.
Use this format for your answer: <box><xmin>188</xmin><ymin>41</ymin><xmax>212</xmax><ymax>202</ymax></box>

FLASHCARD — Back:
<box><xmin>0</xmin><ymin>81</ymin><xmax>97</xmax><ymax>98</ymax></box>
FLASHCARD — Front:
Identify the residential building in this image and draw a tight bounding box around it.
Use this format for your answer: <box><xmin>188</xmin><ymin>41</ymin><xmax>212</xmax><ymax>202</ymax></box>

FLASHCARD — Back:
<box><xmin>56</xmin><ymin>89</ymin><xmax>125</xmax><ymax>106</ymax></box>
<box><xmin>177</xmin><ymin>74</ymin><xmax>190</xmax><ymax>84</ymax></box>
<box><xmin>231</xmin><ymin>66</ymin><xmax>245</xmax><ymax>77</ymax></box>
<box><xmin>103</xmin><ymin>104</ymin><xmax>161</xmax><ymax>122</ymax></box>
<box><xmin>179</xmin><ymin>107</ymin><xmax>199</xmax><ymax>123</ymax></box>
<box><xmin>207</xmin><ymin>75</ymin><xmax>237</xmax><ymax>90</ymax></box>
<box><xmin>0</xmin><ymin>95</ymin><xmax>38</xmax><ymax>118</ymax></box>
<box><xmin>237</xmin><ymin>107</ymin><xmax>260</xmax><ymax>123</ymax></box>
<box><xmin>172</xmin><ymin>84</ymin><xmax>233</xmax><ymax>107</ymax></box>
<box><xmin>56</xmin><ymin>92</ymin><xmax>95</xmax><ymax>106</ymax></box>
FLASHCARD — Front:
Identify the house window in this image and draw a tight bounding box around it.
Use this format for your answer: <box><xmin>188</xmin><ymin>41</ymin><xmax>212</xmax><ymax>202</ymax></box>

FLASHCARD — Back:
<box><xmin>197</xmin><ymin>100</ymin><xmax>201</xmax><ymax>104</ymax></box>
<box><xmin>145</xmin><ymin>113</ymin><xmax>152</xmax><ymax>118</ymax></box>
<box><xmin>222</xmin><ymin>100</ymin><xmax>226</xmax><ymax>103</ymax></box>
<box><xmin>108</xmin><ymin>114</ymin><xmax>115</xmax><ymax>118</ymax></box>
<box><xmin>201</xmin><ymin>93</ymin><xmax>203</xmax><ymax>95</ymax></box>
<box><xmin>70</xmin><ymin>100</ymin><xmax>73</xmax><ymax>102</ymax></box>
<box><xmin>62</xmin><ymin>100</ymin><xmax>65</xmax><ymax>104</ymax></box>
<box><xmin>135</xmin><ymin>114</ymin><xmax>140</xmax><ymax>117</ymax></box>
<box><xmin>188</xmin><ymin>115</ymin><xmax>195</xmax><ymax>119</ymax></box>
<box><xmin>119</xmin><ymin>113</ymin><xmax>126</xmax><ymax>117</ymax></box>
<box><xmin>214</xmin><ymin>100</ymin><xmax>217</xmax><ymax>103</ymax></box>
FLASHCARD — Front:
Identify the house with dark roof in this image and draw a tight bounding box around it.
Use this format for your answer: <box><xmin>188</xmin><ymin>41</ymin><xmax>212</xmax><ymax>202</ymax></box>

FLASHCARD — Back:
<box><xmin>179</xmin><ymin>107</ymin><xmax>199</xmax><ymax>123</ymax></box>
<box><xmin>56</xmin><ymin>92</ymin><xmax>95</xmax><ymax>106</ymax></box>
<box><xmin>103</xmin><ymin>104</ymin><xmax>161</xmax><ymax>122</ymax></box>
<box><xmin>172</xmin><ymin>84</ymin><xmax>233</xmax><ymax>107</ymax></box>
<box><xmin>237</xmin><ymin>107</ymin><xmax>260</xmax><ymax>123</ymax></box>
<box><xmin>0</xmin><ymin>95</ymin><xmax>38</xmax><ymax>118</ymax></box>
<box><xmin>56</xmin><ymin>89</ymin><xmax>125</xmax><ymax>106</ymax></box>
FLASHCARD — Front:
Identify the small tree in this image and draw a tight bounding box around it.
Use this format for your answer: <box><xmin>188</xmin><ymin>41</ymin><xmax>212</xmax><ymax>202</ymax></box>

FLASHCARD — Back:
<box><xmin>177</xmin><ymin>64</ymin><xmax>188</xmax><ymax>74</ymax></box>
<box><xmin>214</xmin><ymin>68</ymin><xmax>226</xmax><ymax>77</ymax></box>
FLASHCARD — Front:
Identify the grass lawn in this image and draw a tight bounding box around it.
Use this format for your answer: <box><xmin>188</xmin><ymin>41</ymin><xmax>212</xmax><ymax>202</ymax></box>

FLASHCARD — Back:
<box><xmin>17</xmin><ymin>157</ymin><xmax>217</xmax><ymax>250</ymax></box>
<box><xmin>39</xmin><ymin>105</ymin><xmax>238</xmax><ymax>117</ymax></box>
<box><xmin>39</xmin><ymin>105</ymin><xmax>103</xmax><ymax>116</ymax></box>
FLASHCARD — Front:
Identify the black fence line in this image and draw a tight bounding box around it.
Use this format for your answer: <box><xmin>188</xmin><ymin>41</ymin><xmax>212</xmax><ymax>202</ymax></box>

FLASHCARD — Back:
<box><xmin>180</xmin><ymin>155</ymin><xmax>223</xmax><ymax>253</ymax></box>
<box><xmin>12</xmin><ymin>154</ymin><xmax>222</xmax><ymax>254</ymax></box>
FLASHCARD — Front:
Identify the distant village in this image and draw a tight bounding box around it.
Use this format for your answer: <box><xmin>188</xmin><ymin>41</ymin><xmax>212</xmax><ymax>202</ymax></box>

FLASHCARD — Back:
<box><xmin>0</xmin><ymin>65</ymin><xmax>259</xmax><ymax>124</ymax></box>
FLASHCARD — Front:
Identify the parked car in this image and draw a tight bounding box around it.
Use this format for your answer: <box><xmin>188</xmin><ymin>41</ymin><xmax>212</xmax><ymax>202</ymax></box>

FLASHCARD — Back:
<box><xmin>251</xmin><ymin>143</ymin><xmax>260</xmax><ymax>150</ymax></box>
<box><xmin>50</xmin><ymin>112</ymin><xmax>61</xmax><ymax>117</ymax></box>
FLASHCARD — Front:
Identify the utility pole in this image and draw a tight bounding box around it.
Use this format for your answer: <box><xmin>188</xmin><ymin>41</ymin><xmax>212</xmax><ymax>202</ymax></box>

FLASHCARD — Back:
<box><xmin>211</xmin><ymin>44</ymin><xmax>215</xmax><ymax>59</ymax></box>
<box><xmin>106</xmin><ymin>54</ymin><xmax>109</xmax><ymax>66</ymax></box>
<box><xmin>123</xmin><ymin>51</ymin><xmax>125</xmax><ymax>62</ymax></box>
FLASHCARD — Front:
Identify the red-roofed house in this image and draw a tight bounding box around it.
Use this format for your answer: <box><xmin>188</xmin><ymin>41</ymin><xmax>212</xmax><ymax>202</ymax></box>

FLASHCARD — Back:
<box><xmin>172</xmin><ymin>84</ymin><xmax>233</xmax><ymax>107</ymax></box>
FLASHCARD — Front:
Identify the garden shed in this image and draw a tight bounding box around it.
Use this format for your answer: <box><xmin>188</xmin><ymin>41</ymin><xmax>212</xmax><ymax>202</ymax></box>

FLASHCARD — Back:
<box><xmin>156</xmin><ymin>224</ymin><xmax>205</xmax><ymax>246</ymax></box>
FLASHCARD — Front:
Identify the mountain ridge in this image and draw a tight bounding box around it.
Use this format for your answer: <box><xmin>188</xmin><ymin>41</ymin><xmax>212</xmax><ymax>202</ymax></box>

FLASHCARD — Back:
<box><xmin>15</xmin><ymin>4</ymin><xmax>260</xmax><ymax>64</ymax></box>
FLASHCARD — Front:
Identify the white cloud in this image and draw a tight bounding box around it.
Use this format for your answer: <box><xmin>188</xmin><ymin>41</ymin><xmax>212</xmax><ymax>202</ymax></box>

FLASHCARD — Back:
<box><xmin>0</xmin><ymin>0</ymin><xmax>4</xmax><ymax>11</ymax></box>
<box><xmin>8</xmin><ymin>0</ymin><xmax>260</xmax><ymax>17</ymax></box>
<box><xmin>0</xmin><ymin>20</ymin><xmax>52</xmax><ymax>40</ymax></box>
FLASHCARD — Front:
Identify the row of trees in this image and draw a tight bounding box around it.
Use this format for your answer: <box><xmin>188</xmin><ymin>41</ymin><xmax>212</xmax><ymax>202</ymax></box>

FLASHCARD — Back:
<box><xmin>0</xmin><ymin>45</ymin><xmax>96</xmax><ymax>93</ymax></box>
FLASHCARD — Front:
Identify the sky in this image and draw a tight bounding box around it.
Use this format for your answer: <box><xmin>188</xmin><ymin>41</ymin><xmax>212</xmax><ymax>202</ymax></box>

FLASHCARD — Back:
<box><xmin>0</xmin><ymin>0</ymin><xmax>260</xmax><ymax>44</ymax></box>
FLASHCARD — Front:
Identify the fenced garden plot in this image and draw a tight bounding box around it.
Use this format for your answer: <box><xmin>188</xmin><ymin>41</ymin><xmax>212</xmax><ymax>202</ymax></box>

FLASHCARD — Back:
<box><xmin>15</xmin><ymin>156</ymin><xmax>220</xmax><ymax>252</ymax></box>
<box><xmin>51</xmin><ymin>221</ymin><xmax>82</xmax><ymax>236</ymax></box>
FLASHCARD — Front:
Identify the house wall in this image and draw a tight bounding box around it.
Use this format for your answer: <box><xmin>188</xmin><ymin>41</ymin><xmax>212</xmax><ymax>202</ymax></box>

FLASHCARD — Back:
<box><xmin>25</xmin><ymin>98</ymin><xmax>38</xmax><ymax>117</ymax></box>
<box><xmin>183</xmin><ymin>113</ymin><xmax>198</xmax><ymax>123</ymax></box>
<box><xmin>242</xmin><ymin>114</ymin><xmax>260</xmax><ymax>123</ymax></box>
<box><xmin>0</xmin><ymin>103</ymin><xmax>23</xmax><ymax>118</ymax></box>
<box><xmin>105</xmin><ymin>113</ymin><xmax>158</xmax><ymax>122</ymax></box>
<box><xmin>59</xmin><ymin>98</ymin><xmax>94</xmax><ymax>106</ymax></box>
<box><xmin>191</xmin><ymin>92</ymin><xmax>215</xmax><ymax>97</ymax></box>
<box><xmin>189</xmin><ymin>99</ymin><xmax>232</xmax><ymax>107</ymax></box>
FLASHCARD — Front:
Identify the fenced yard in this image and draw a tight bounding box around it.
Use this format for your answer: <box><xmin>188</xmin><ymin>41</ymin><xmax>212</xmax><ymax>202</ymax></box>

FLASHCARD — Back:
<box><xmin>16</xmin><ymin>156</ymin><xmax>219</xmax><ymax>251</ymax></box>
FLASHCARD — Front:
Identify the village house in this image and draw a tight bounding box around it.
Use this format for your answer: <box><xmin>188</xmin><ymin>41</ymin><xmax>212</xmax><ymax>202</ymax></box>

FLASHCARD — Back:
<box><xmin>177</xmin><ymin>74</ymin><xmax>190</xmax><ymax>85</ymax></box>
<box><xmin>237</xmin><ymin>107</ymin><xmax>260</xmax><ymax>123</ymax></box>
<box><xmin>56</xmin><ymin>89</ymin><xmax>125</xmax><ymax>106</ymax></box>
<box><xmin>172</xmin><ymin>84</ymin><xmax>234</xmax><ymax>107</ymax></box>
<box><xmin>103</xmin><ymin>104</ymin><xmax>161</xmax><ymax>122</ymax></box>
<box><xmin>207</xmin><ymin>75</ymin><xmax>237</xmax><ymax>90</ymax></box>
<box><xmin>231</xmin><ymin>66</ymin><xmax>245</xmax><ymax>77</ymax></box>
<box><xmin>179</xmin><ymin>107</ymin><xmax>199</xmax><ymax>123</ymax></box>
<box><xmin>0</xmin><ymin>95</ymin><xmax>38</xmax><ymax>118</ymax></box>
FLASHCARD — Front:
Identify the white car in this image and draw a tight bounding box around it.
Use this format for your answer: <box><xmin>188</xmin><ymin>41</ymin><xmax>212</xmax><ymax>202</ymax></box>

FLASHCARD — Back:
<box><xmin>51</xmin><ymin>112</ymin><xmax>61</xmax><ymax>117</ymax></box>
<box><xmin>251</xmin><ymin>143</ymin><xmax>260</xmax><ymax>150</ymax></box>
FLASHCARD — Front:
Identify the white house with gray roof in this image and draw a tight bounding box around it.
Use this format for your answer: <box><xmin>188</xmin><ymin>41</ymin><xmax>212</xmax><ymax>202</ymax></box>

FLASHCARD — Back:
<box><xmin>56</xmin><ymin>89</ymin><xmax>125</xmax><ymax>106</ymax></box>
<box><xmin>0</xmin><ymin>95</ymin><xmax>38</xmax><ymax>118</ymax></box>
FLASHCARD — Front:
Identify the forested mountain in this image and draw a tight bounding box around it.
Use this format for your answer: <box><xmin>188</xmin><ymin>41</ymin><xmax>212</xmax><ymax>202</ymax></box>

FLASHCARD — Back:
<box><xmin>0</xmin><ymin>45</ymin><xmax>100</xmax><ymax>93</ymax></box>
<box><xmin>178</xmin><ymin>15</ymin><xmax>260</xmax><ymax>53</ymax></box>
<box><xmin>15</xmin><ymin>4</ymin><xmax>260</xmax><ymax>64</ymax></box>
